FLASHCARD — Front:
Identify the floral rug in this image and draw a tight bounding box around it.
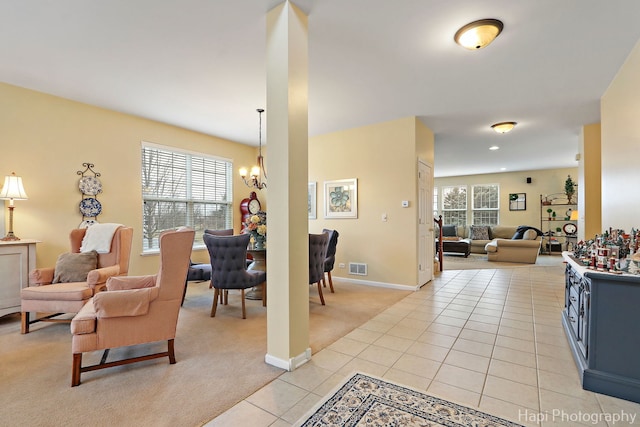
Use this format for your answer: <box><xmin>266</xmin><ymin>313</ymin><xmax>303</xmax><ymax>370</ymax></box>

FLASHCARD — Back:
<box><xmin>295</xmin><ymin>372</ymin><xmax>523</xmax><ymax>427</ymax></box>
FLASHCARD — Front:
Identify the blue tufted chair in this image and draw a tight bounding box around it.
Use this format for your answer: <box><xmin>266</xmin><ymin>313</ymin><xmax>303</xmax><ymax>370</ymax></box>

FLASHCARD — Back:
<box><xmin>321</xmin><ymin>228</ymin><xmax>339</xmax><ymax>293</ymax></box>
<box><xmin>309</xmin><ymin>232</ymin><xmax>330</xmax><ymax>305</ymax></box>
<box><xmin>203</xmin><ymin>233</ymin><xmax>266</xmax><ymax>319</ymax></box>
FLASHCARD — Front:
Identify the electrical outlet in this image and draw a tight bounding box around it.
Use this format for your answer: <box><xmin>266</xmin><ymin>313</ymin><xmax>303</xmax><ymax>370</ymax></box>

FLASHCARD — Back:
<box><xmin>382</xmin><ymin>213</ymin><xmax>388</xmax><ymax>222</ymax></box>
<box><xmin>339</xmin><ymin>263</ymin><xmax>345</xmax><ymax>268</ymax></box>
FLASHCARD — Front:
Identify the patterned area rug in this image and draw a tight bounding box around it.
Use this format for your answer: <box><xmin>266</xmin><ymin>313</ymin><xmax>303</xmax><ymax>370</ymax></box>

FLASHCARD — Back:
<box><xmin>295</xmin><ymin>372</ymin><xmax>524</xmax><ymax>427</ymax></box>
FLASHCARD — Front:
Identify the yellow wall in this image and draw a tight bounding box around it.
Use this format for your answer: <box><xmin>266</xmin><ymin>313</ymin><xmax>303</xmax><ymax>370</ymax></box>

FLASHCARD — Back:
<box><xmin>601</xmin><ymin>40</ymin><xmax>640</xmax><ymax>231</ymax></box>
<box><xmin>309</xmin><ymin>117</ymin><xmax>432</xmax><ymax>288</ymax></box>
<box><xmin>435</xmin><ymin>167</ymin><xmax>579</xmax><ymax>231</ymax></box>
<box><xmin>578</xmin><ymin>123</ymin><xmax>602</xmax><ymax>239</ymax></box>
<box><xmin>0</xmin><ymin>83</ymin><xmax>260</xmax><ymax>274</ymax></box>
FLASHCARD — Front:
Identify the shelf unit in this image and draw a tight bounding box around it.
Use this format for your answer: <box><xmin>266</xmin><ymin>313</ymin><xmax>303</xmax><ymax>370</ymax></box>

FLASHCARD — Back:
<box><xmin>540</xmin><ymin>195</ymin><xmax>577</xmax><ymax>254</ymax></box>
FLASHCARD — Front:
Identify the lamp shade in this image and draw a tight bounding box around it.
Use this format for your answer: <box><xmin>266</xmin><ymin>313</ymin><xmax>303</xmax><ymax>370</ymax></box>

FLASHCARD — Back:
<box><xmin>454</xmin><ymin>19</ymin><xmax>503</xmax><ymax>50</ymax></box>
<box><xmin>570</xmin><ymin>210</ymin><xmax>579</xmax><ymax>221</ymax></box>
<box><xmin>0</xmin><ymin>172</ymin><xmax>28</xmax><ymax>200</ymax></box>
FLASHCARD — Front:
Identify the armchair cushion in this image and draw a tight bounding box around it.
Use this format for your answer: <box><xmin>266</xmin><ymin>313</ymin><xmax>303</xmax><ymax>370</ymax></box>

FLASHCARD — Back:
<box><xmin>70</xmin><ymin>300</ymin><xmax>97</xmax><ymax>335</ymax></box>
<box><xmin>93</xmin><ymin>288</ymin><xmax>160</xmax><ymax>318</ymax></box>
<box><xmin>52</xmin><ymin>251</ymin><xmax>99</xmax><ymax>283</ymax></box>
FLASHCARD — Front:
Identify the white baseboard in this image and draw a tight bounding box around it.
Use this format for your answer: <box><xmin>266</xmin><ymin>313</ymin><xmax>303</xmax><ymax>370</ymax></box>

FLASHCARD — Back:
<box><xmin>265</xmin><ymin>347</ymin><xmax>312</xmax><ymax>371</ymax></box>
<box><xmin>333</xmin><ymin>276</ymin><xmax>421</xmax><ymax>291</ymax></box>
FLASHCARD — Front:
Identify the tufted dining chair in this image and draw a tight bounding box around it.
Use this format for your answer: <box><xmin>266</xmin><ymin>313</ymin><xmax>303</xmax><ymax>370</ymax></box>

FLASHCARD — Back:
<box><xmin>309</xmin><ymin>232</ymin><xmax>330</xmax><ymax>305</ymax></box>
<box><xmin>70</xmin><ymin>227</ymin><xmax>194</xmax><ymax>386</ymax></box>
<box><xmin>321</xmin><ymin>228</ymin><xmax>340</xmax><ymax>293</ymax></box>
<box><xmin>204</xmin><ymin>233</ymin><xmax>266</xmax><ymax>319</ymax></box>
<box><xmin>21</xmin><ymin>225</ymin><xmax>133</xmax><ymax>334</ymax></box>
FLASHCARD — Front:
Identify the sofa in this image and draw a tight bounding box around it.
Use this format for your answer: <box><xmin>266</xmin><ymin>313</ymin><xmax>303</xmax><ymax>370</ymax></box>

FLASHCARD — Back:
<box><xmin>445</xmin><ymin>224</ymin><xmax>542</xmax><ymax>263</ymax></box>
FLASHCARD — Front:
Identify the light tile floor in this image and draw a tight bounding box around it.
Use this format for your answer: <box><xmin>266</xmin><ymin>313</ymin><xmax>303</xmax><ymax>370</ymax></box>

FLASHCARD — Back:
<box><xmin>205</xmin><ymin>262</ymin><xmax>640</xmax><ymax>427</ymax></box>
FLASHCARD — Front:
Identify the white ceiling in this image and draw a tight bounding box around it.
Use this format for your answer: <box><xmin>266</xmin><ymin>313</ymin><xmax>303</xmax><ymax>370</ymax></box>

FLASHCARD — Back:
<box><xmin>2</xmin><ymin>1</ymin><xmax>640</xmax><ymax>177</ymax></box>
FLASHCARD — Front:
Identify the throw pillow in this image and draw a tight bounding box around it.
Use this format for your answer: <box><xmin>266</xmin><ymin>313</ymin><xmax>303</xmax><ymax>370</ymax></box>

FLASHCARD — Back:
<box><xmin>512</xmin><ymin>225</ymin><xmax>542</xmax><ymax>240</ymax></box>
<box><xmin>469</xmin><ymin>225</ymin><xmax>491</xmax><ymax>240</ymax></box>
<box><xmin>52</xmin><ymin>251</ymin><xmax>99</xmax><ymax>283</ymax></box>
<box><xmin>523</xmin><ymin>229</ymin><xmax>538</xmax><ymax>240</ymax></box>
<box><xmin>441</xmin><ymin>225</ymin><xmax>457</xmax><ymax>237</ymax></box>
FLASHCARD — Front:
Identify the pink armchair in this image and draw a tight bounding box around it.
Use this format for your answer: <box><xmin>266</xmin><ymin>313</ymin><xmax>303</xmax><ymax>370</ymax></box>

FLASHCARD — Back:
<box><xmin>70</xmin><ymin>228</ymin><xmax>194</xmax><ymax>386</ymax></box>
<box><xmin>21</xmin><ymin>226</ymin><xmax>133</xmax><ymax>334</ymax></box>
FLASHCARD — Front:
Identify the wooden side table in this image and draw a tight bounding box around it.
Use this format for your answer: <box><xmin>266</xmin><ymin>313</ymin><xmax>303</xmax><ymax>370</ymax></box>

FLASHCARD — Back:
<box><xmin>0</xmin><ymin>239</ymin><xmax>38</xmax><ymax>317</ymax></box>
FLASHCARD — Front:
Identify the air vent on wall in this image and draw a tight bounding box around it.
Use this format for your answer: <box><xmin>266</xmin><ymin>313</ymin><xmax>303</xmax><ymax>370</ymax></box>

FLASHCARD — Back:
<box><xmin>349</xmin><ymin>262</ymin><xmax>368</xmax><ymax>276</ymax></box>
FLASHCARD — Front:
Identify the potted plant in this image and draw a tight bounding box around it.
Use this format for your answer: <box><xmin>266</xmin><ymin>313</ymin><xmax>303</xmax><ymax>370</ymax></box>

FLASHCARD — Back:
<box><xmin>565</xmin><ymin>175</ymin><xmax>576</xmax><ymax>204</ymax></box>
<box><xmin>547</xmin><ymin>208</ymin><xmax>553</xmax><ymax>220</ymax></box>
<box><xmin>552</xmin><ymin>211</ymin><xmax>557</xmax><ymax>220</ymax></box>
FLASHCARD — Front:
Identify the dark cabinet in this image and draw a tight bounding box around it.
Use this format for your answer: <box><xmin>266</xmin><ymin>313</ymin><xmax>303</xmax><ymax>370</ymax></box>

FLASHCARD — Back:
<box><xmin>562</xmin><ymin>254</ymin><xmax>640</xmax><ymax>404</ymax></box>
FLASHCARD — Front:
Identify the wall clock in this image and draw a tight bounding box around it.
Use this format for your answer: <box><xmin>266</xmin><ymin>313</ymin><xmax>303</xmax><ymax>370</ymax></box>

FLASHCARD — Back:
<box><xmin>563</xmin><ymin>223</ymin><xmax>577</xmax><ymax>235</ymax></box>
<box><xmin>240</xmin><ymin>192</ymin><xmax>261</xmax><ymax>228</ymax></box>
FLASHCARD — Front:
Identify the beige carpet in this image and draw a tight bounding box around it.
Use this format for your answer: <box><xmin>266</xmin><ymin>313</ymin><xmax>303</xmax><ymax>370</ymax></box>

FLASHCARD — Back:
<box><xmin>0</xmin><ymin>280</ymin><xmax>409</xmax><ymax>427</ymax></box>
<box><xmin>442</xmin><ymin>253</ymin><xmax>564</xmax><ymax>270</ymax></box>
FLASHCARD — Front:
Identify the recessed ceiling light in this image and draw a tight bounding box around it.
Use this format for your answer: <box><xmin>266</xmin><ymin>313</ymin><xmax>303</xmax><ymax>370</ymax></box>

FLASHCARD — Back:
<box><xmin>454</xmin><ymin>19</ymin><xmax>504</xmax><ymax>50</ymax></box>
<box><xmin>500</xmin><ymin>167</ymin><xmax>507</xmax><ymax>171</ymax></box>
<box><xmin>491</xmin><ymin>121</ymin><xmax>517</xmax><ymax>133</ymax></box>
<box><xmin>489</xmin><ymin>145</ymin><xmax>500</xmax><ymax>150</ymax></box>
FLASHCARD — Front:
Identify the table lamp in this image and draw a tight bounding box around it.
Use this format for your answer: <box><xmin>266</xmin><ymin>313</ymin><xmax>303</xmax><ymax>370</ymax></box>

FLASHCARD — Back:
<box><xmin>0</xmin><ymin>172</ymin><xmax>29</xmax><ymax>241</ymax></box>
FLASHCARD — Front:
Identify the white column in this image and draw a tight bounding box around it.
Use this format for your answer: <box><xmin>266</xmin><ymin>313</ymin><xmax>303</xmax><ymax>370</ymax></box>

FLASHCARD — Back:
<box><xmin>264</xmin><ymin>1</ymin><xmax>310</xmax><ymax>370</ymax></box>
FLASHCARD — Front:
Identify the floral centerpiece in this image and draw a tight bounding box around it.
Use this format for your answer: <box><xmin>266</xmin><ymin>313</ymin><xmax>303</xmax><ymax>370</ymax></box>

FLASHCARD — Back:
<box><xmin>243</xmin><ymin>211</ymin><xmax>267</xmax><ymax>249</ymax></box>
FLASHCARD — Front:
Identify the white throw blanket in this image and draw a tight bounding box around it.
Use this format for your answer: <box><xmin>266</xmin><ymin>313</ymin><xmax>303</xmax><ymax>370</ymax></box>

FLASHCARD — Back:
<box><xmin>80</xmin><ymin>223</ymin><xmax>123</xmax><ymax>253</ymax></box>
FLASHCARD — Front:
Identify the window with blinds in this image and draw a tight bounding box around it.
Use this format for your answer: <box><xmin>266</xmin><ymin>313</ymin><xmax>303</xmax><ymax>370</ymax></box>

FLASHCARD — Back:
<box><xmin>141</xmin><ymin>143</ymin><xmax>233</xmax><ymax>252</ymax></box>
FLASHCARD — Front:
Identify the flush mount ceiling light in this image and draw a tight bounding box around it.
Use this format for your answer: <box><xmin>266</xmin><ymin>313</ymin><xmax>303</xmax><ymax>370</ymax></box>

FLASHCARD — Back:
<box><xmin>489</xmin><ymin>145</ymin><xmax>500</xmax><ymax>151</ymax></box>
<box><xmin>491</xmin><ymin>121</ymin><xmax>517</xmax><ymax>134</ymax></box>
<box><xmin>454</xmin><ymin>19</ymin><xmax>503</xmax><ymax>50</ymax></box>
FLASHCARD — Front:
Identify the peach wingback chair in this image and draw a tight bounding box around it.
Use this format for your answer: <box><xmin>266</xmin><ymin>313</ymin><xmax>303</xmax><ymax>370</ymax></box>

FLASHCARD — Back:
<box><xmin>70</xmin><ymin>228</ymin><xmax>194</xmax><ymax>386</ymax></box>
<box><xmin>21</xmin><ymin>226</ymin><xmax>133</xmax><ymax>334</ymax></box>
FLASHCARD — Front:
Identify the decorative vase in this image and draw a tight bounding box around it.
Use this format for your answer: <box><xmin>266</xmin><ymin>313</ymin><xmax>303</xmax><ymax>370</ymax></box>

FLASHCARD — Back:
<box><xmin>254</xmin><ymin>234</ymin><xmax>266</xmax><ymax>250</ymax></box>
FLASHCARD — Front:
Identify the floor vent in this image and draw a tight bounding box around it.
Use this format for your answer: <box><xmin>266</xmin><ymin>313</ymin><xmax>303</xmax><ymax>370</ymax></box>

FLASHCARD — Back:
<box><xmin>349</xmin><ymin>262</ymin><xmax>368</xmax><ymax>276</ymax></box>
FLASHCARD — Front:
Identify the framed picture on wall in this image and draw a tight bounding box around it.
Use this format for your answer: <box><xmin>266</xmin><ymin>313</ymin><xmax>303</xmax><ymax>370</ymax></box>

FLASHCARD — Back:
<box><xmin>324</xmin><ymin>178</ymin><xmax>358</xmax><ymax>219</ymax></box>
<box><xmin>509</xmin><ymin>193</ymin><xmax>526</xmax><ymax>211</ymax></box>
<box><xmin>308</xmin><ymin>182</ymin><xmax>317</xmax><ymax>219</ymax></box>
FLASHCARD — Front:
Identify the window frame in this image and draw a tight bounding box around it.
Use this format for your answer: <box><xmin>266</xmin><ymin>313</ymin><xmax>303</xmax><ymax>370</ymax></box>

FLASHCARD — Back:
<box><xmin>440</xmin><ymin>185</ymin><xmax>468</xmax><ymax>227</ymax></box>
<box><xmin>471</xmin><ymin>183</ymin><xmax>500</xmax><ymax>225</ymax></box>
<box><xmin>141</xmin><ymin>141</ymin><xmax>233</xmax><ymax>253</ymax></box>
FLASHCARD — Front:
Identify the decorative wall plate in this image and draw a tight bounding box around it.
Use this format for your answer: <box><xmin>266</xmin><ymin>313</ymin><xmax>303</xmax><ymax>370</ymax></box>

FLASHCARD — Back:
<box><xmin>79</xmin><ymin>176</ymin><xmax>103</xmax><ymax>195</ymax></box>
<box><xmin>79</xmin><ymin>198</ymin><xmax>102</xmax><ymax>217</ymax></box>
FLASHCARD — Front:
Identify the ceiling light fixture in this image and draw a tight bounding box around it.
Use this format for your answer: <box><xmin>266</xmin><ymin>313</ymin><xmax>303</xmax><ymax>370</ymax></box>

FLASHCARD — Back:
<box><xmin>239</xmin><ymin>109</ymin><xmax>267</xmax><ymax>190</ymax></box>
<box><xmin>454</xmin><ymin>19</ymin><xmax>503</xmax><ymax>50</ymax></box>
<box><xmin>491</xmin><ymin>121</ymin><xmax>517</xmax><ymax>134</ymax></box>
<box><xmin>489</xmin><ymin>145</ymin><xmax>500</xmax><ymax>151</ymax></box>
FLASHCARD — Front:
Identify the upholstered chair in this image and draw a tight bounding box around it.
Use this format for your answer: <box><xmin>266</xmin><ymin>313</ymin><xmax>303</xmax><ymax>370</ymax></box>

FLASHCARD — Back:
<box><xmin>204</xmin><ymin>233</ymin><xmax>266</xmax><ymax>319</ymax></box>
<box><xmin>309</xmin><ymin>232</ymin><xmax>330</xmax><ymax>305</ymax></box>
<box><xmin>70</xmin><ymin>228</ymin><xmax>194</xmax><ymax>386</ymax></box>
<box><xmin>187</xmin><ymin>228</ymin><xmax>233</xmax><ymax>282</ymax></box>
<box><xmin>321</xmin><ymin>228</ymin><xmax>339</xmax><ymax>293</ymax></box>
<box><xmin>182</xmin><ymin>228</ymin><xmax>234</xmax><ymax>306</ymax></box>
<box><xmin>21</xmin><ymin>225</ymin><xmax>133</xmax><ymax>334</ymax></box>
